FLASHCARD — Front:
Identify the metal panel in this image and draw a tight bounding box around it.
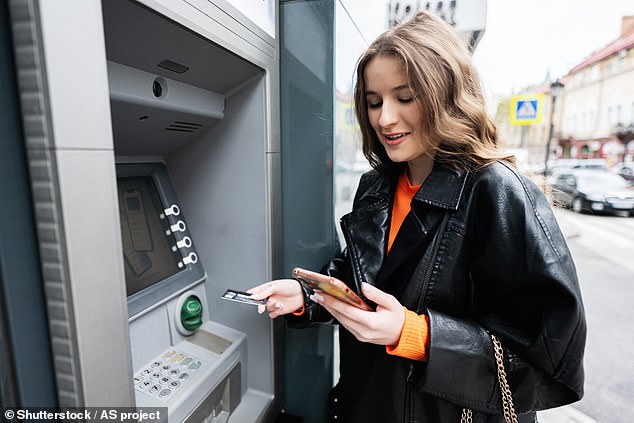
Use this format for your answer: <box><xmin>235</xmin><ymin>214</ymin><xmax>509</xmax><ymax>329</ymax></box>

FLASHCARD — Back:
<box><xmin>0</xmin><ymin>0</ymin><xmax>56</xmax><ymax>407</ymax></box>
<box><xmin>8</xmin><ymin>0</ymin><xmax>134</xmax><ymax>407</ymax></box>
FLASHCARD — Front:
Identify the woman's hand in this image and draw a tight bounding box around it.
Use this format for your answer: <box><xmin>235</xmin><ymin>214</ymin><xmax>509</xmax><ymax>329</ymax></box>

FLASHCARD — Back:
<box><xmin>312</xmin><ymin>282</ymin><xmax>405</xmax><ymax>346</ymax></box>
<box><xmin>248</xmin><ymin>279</ymin><xmax>303</xmax><ymax>318</ymax></box>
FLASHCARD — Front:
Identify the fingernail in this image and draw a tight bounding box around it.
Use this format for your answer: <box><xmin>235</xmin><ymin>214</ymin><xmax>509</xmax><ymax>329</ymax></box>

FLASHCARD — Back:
<box><xmin>310</xmin><ymin>293</ymin><xmax>324</xmax><ymax>303</ymax></box>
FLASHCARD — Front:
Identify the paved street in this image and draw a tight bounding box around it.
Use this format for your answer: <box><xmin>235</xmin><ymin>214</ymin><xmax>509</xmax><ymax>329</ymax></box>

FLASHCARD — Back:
<box><xmin>539</xmin><ymin>209</ymin><xmax>634</xmax><ymax>423</ymax></box>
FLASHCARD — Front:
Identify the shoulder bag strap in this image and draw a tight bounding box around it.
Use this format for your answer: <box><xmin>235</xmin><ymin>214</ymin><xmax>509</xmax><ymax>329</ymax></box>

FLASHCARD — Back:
<box><xmin>460</xmin><ymin>334</ymin><xmax>518</xmax><ymax>423</ymax></box>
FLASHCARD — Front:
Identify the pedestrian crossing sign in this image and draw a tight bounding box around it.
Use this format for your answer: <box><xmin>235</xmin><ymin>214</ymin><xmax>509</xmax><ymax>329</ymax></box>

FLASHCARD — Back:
<box><xmin>510</xmin><ymin>94</ymin><xmax>544</xmax><ymax>125</ymax></box>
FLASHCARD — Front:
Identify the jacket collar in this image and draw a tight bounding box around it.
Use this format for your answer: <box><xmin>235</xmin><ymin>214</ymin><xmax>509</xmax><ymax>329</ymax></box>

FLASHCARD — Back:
<box><xmin>341</xmin><ymin>163</ymin><xmax>468</xmax><ymax>291</ymax></box>
<box><xmin>413</xmin><ymin>163</ymin><xmax>468</xmax><ymax>210</ymax></box>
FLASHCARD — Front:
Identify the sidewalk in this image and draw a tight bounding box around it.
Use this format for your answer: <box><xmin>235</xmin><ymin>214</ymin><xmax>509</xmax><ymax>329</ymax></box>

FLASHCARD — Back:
<box><xmin>538</xmin><ymin>405</ymin><xmax>597</xmax><ymax>423</ymax></box>
<box><xmin>554</xmin><ymin>209</ymin><xmax>580</xmax><ymax>239</ymax></box>
<box><xmin>539</xmin><ymin>212</ymin><xmax>592</xmax><ymax>423</ymax></box>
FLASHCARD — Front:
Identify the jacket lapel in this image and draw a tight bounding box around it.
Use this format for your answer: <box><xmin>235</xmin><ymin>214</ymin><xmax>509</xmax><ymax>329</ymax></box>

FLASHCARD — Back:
<box><xmin>340</xmin><ymin>164</ymin><xmax>468</xmax><ymax>291</ymax></box>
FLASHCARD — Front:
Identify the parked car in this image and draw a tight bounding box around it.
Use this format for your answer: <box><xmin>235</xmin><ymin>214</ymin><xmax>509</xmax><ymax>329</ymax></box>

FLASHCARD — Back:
<box><xmin>612</xmin><ymin>162</ymin><xmax>634</xmax><ymax>183</ymax></box>
<box><xmin>544</xmin><ymin>158</ymin><xmax>608</xmax><ymax>176</ymax></box>
<box><xmin>549</xmin><ymin>169</ymin><xmax>634</xmax><ymax>216</ymax></box>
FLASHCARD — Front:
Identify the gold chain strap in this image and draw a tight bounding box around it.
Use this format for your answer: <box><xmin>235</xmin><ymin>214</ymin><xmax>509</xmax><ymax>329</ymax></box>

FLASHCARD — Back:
<box><xmin>460</xmin><ymin>334</ymin><xmax>518</xmax><ymax>423</ymax></box>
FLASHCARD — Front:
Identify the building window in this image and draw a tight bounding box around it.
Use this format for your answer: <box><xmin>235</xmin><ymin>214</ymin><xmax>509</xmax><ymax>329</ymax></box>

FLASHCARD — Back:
<box><xmin>617</xmin><ymin>50</ymin><xmax>626</xmax><ymax>70</ymax></box>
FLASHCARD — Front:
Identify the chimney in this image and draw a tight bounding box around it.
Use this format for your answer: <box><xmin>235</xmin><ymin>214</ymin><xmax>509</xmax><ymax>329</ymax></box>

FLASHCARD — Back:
<box><xmin>622</xmin><ymin>16</ymin><xmax>634</xmax><ymax>37</ymax></box>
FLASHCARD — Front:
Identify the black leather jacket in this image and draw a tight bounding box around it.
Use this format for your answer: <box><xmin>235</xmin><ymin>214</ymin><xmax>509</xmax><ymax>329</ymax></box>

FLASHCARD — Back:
<box><xmin>288</xmin><ymin>161</ymin><xmax>586</xmax><ymax>423</ymax></box>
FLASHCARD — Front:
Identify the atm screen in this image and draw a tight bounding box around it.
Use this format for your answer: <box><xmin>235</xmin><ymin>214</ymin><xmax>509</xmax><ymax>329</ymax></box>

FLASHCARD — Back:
<box><xmin>118</xmin><ymin>176</ymin><xmax>182</xmax><ymax>296</ymax></box>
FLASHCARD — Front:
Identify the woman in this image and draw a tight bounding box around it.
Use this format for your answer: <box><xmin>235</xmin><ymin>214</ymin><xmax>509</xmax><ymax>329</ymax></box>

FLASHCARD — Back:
<box><xmin>249</xmin><ymin>11</ymin><xmax>585</xmax><ymax>423</ymax></box>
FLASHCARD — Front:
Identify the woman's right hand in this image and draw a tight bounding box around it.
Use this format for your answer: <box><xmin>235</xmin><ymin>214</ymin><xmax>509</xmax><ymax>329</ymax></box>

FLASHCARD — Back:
<box><xmin>248</xmin><ymin>279</ymin><xmax>303</xmax><ymax>318</ymax></box>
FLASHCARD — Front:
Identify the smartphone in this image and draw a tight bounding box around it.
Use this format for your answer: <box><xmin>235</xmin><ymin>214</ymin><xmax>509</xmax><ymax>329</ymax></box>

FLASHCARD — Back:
<box><xmin>221</xmin><ymin>289</ymin><xmax>267</xmax><ymax>306</ymax></box>
<box><xmin>292</xmin><ymin>267</ymin><xmax>372</xmax><ymax>311</ymax></box>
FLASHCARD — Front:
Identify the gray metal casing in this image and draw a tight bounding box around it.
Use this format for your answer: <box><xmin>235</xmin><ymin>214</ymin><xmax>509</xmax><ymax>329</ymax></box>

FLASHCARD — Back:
<box><xmin>7</xmin><ymin>0</ymin><xmax>282</xmax><ymax>420</ymax></box>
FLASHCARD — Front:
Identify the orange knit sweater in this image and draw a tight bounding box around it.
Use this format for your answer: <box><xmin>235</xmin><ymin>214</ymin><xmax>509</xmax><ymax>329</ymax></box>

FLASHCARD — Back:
<box><xmin>385</xmin><ymin>171</ymin><xmax>429</xmax><ymax>362</ymax></box>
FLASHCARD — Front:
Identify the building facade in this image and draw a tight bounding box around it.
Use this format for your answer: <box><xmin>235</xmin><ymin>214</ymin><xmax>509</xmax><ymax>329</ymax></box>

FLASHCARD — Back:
<box><xmin>557</xmin><ymin>16</ymin><xmax>634</xmax><ymax>165</ymax></box>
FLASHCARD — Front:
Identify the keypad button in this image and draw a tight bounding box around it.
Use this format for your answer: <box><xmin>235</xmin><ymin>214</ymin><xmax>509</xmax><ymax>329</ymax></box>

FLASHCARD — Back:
<box><xmin>159</xmin><ymin>388</ymin><xmax>172</xmax><ymax>398</ymax></box>
<box><xmin>169</xmin><ymin>369</ymin><xmax>180</xmax><ymax>376</ymax></box>
<box><xmin>169</xmin><ymin>380</ymin><xmax>181</xmax><ymax>389</ymax></box>
<box><xmin>179</xmin><ymin>373</ymin><xmax>189</xmax><ymax>380</ymax></box>
<box><xmin>160</xmin><ymin>376</ymin><xmax>170</xmax><ymax>385</ymax></box>
<box><xmin>151</xmin><ymin>361</ymin><xmax>161</xmax><ymax>368</ymax></box>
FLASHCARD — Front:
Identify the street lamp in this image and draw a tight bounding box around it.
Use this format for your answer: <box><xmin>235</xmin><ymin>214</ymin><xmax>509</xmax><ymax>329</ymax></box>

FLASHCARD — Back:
<box><xmin>544</xmin><ymin>79</ymin><xmax>565</xmax><ymax>175</ymax></box>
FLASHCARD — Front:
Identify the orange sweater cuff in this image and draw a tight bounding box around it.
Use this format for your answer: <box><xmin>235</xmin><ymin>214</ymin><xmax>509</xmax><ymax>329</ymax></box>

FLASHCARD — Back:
<box><xmin>386</xmin><ymin>308</ymin><xmax>429</xmax><ymax>362</ymax></box>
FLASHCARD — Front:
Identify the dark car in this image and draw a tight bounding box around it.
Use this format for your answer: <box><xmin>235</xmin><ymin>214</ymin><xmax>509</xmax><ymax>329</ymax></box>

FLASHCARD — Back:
<box><xmin>550</xmin><ymin>169</ymin><xmax>634</xmax><ymax>216</ymax></box>
<box><xmin>612</xmin><ymin>162</ymin><xmax>634</xmax><ymax>183</ymax></box>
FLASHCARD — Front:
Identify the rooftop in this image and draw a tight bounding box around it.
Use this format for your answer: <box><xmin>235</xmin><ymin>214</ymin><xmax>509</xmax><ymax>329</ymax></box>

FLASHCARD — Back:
<box><xmin>567</xmin><ymin>16</ymin><xmax>634</xmax><ymax>75</ymax></box>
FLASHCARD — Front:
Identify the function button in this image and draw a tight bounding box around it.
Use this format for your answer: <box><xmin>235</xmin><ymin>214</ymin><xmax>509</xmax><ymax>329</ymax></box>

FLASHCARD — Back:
<box><xmin>151</xmin><ymin>361</ymin><xmax>161</xmax><ymax>368</ymax></box>
<box><xmin>149</xmin><ymin>385</ymin><xmax>160</xmax><ymax>394</ymax></box>
<box><xmin>181</xmin><ymin>357</ymin><xmax>193</xmax><ymax>366</ymax></box>
<box><xmin>169</xmin><ymin>380</ymin><xmax>181</xmax><ymax>389</ymax></box>
<box><xmin>171</xmin><ymin>354</ymin><xmax>185</xmax><ymax>363</ymax></box>
<box><xmin>151</xmin><ymin>372</ymin><xmax>161</xmax><ymax>380</ymax></box>
<box><xmin>141</xmin><ymin>369</ymin><xmax>151</xmax><ymax>376</ymax></box>
<box><xmin>178</xmin><ymin>373</ymin><xmax>189</xmax><ymax>380</ymax></box>
<box><xmin>189</xmin><ymin>360</ymin><xmax>202</xmax><ymax>371</ymax></box>
<box><xmin>160</xmin><ymin>376</ymin><xmax>170</xmax><ymax>385</ymax></box>
<box><xmin>169</xmin><ymin>369</ymin><xmax>180</xmax><ymax>376</ymax></box>
<box><xmin>163</xmin><ymin>350</ymin><xmax>176</xmax><ymax>359</ymax></box>
<box><xmin>158</xmin><ymin>388</ymin><xmax>172</xmax><ymax>398</ymax></box>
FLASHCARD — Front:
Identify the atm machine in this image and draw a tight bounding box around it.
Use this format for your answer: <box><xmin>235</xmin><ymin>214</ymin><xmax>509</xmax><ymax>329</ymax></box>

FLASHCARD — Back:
<box><xmin>3</xmin><ymin>0</ymin><xmax>338</xmax><ymax>420</ymax></box>
<box><xmin>102</xmin><ymin>0</ymin><xmax>283</xmax><ymax>421</ymax></box>
<box><xmin>4</xmin><ymin>0</ymin><xmax>286</xmax><ymax>421</ymax></box>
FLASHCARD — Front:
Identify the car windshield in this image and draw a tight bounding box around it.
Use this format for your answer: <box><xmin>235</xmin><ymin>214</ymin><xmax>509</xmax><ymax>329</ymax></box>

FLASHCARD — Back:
<box><xmin>576</xmin><ymin>172</ymin><xmax>630</xmax><ymax>190</ymax></box>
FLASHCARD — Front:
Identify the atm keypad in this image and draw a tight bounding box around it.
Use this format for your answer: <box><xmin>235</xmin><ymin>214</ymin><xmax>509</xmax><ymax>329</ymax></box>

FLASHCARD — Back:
<box><xmin>134</xmin><ymin>349</ymin><xmax>205</xmax><ymax>402</ymax></box>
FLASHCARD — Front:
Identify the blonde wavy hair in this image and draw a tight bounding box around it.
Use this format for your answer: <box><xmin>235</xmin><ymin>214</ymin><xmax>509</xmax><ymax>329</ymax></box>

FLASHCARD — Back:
<box><xmin>354</xmin><ymin>11</ymin><xmax>515</xmax><ymax>172</ymax></box>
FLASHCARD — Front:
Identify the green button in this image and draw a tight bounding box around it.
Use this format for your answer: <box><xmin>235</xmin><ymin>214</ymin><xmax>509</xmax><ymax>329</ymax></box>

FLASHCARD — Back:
<box><xmin>181</xmin><ymin>296</ymin><xmax>203</xmax><ymax>331</ymax></box>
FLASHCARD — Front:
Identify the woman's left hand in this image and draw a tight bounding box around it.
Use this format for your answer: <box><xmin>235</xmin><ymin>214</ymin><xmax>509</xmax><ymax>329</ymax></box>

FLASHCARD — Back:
<box><xmin>312</xmin><ymin>282</ymin><xmax>405</xmax><ymax>346</ymax></box>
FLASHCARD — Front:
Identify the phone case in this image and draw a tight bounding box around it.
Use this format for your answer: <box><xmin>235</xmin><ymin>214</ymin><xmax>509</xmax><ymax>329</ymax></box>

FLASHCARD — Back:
<box><xmin>292</xmin><ymin>267</ymin><xmax>372</xmax><ymax>311</ymax></box>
